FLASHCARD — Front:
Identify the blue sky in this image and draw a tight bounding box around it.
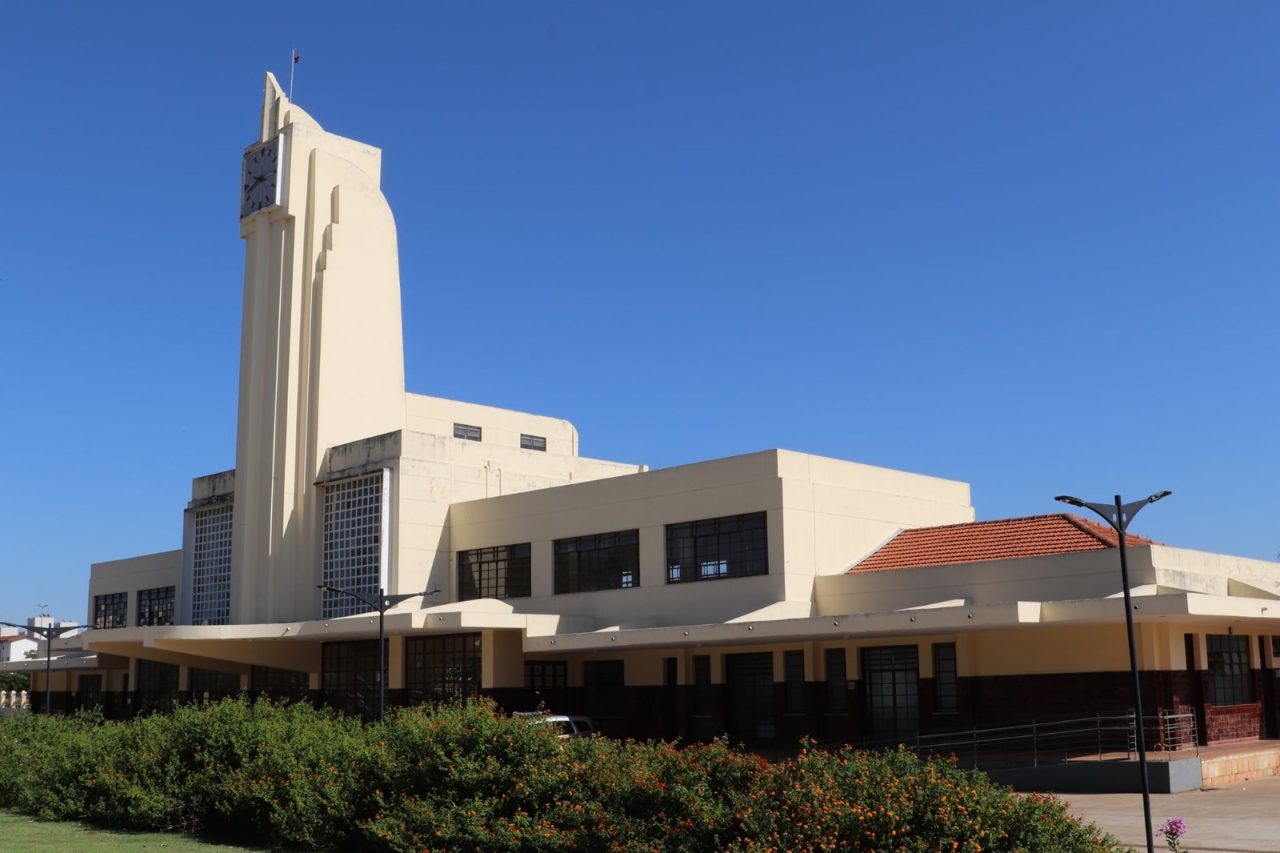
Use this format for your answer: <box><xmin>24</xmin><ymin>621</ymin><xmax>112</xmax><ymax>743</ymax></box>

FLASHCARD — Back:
<box><xmin>1</xmin><ymin>2</ymin><xmax>1277</xmax><ymax>622</ymax></box>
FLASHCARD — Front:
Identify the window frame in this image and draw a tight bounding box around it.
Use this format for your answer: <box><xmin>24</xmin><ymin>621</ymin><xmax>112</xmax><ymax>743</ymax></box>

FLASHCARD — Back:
<box><xmin>932</xmin><ymin>642</ymin><xmax>958</xmax><ymax>714</ymax></box>
<box><xmin>520</xmin><ymin>433</ymin><xmax>547</xmax><ymax>451</ymax></box>
<box><xmin>457</xmin><ymin>543</ymin><xmax>531</xmax><ymax>601</ymax></box>
<box><xmin>136</xmin><ymin>585</ymin><xmax>176</xmax><ymax>627</ymax></box>
<box><xmin>665</xmin><ymin>511</ymin><xmax>768</xmax><ymax>584</ymax></box>
<box><xmin>93</xmin><ymin>592</ymin><xmax>128</xmax><ymax>629</ymax></box>
<box><xmin>1207</xmin><ymin>633</ymin><xmax>1255</xmax><ymax>706</ymax></box>
<box><xmin>453</xmin><ymin>423</ymin><xmax>482</xmax><ymax>442</ymax></box>
<box><xmin>554</xmin><ymin>529</ymin><xmax>640</xmax><ymax>594</ymax></box>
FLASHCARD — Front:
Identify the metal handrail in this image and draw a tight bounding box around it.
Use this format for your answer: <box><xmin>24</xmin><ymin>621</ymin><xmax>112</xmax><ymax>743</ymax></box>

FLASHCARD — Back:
<box><xmin>855</xmin><ymin>709</ymin><xmax>1199</xmax><ymax>771</ymax></box>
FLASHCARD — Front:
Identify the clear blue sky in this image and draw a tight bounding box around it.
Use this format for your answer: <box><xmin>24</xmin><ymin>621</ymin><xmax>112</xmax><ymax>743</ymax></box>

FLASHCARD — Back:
<box><xmin>2</xmin><ymin>2</ymin><xmax>1277</xmax><ymax>622</ymax></box>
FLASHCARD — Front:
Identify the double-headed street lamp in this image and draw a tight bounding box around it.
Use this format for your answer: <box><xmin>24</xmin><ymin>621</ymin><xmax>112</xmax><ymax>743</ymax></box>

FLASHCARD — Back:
<box><xmin>1055</xmin><ymin>490</ymin><xmax>1170</xmax><ymax>853</ymax></box>
<box><xmin>0</xmin><ymin>620</ymin><xmax>92</xmax><ymax>716</ymax></box>
<box><xmin>315</xmin><ymin>583</ymin><xmax>439</xmax><ymax>721</ymax></box>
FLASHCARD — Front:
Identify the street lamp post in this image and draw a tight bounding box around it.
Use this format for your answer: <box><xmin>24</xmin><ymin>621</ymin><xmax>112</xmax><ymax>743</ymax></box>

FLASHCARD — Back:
<box><xmin>315</xmin><ymin>584</ymin><xmax>438</xmax><ymax>721</ymax></box>
<box><xmin>0</xmin><ymin>620</ymin><xmax>92</xmax><ymax>716</ymax></box>
<box><xmin>1055</xmin><ymin>490</ymin><xmax>1170</xmax><ymax>853</ymax></box>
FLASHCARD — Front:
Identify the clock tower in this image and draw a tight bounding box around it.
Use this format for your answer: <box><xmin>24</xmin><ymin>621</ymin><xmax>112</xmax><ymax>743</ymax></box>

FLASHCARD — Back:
<box><xmin>232</xmin><ymin>72</ymin><xmax>406</xmax><ymax>622</ymax></box>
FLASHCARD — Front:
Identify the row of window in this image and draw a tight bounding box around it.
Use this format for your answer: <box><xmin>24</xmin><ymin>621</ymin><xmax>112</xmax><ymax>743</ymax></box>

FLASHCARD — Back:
<box><xmin>458</xmin><ymin>511</ymin><xmax>768</xmax><ymax>600</ymax></box>
<box><xmin>453</xmin><ymin>422</ymin><xmax>547</xmax><ymax>452</ymax></box>
<box><xmin>93</xmin><ymin>586</ymin><xmax>175</xmax><ymax>629</ymax></box>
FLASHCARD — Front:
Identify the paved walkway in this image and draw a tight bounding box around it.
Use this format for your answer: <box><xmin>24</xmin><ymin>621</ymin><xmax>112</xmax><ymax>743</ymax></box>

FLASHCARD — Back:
<box><xmin>1064</xmin><ymin>775</ymin><xmax>1280</xmax><ymax>853</ymax></box>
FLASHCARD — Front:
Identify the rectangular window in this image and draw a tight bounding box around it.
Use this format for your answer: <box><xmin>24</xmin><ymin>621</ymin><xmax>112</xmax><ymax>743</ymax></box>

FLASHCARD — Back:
<box><xmin>457</xmin><ymin>543</ymin><xmax>531</xmax><ymax>600</ymax></box>
<box><xmin>250</xmin><ymin>665</ymin><xmax>309</xmax><ymax>697</ymax></box>
<box><xmin>93</xmin><ymin>592</ymin><xmax>128</xmax><ymax>629</ymax></box>
<box><xmin>191</xmin><ymin>504</ymin><xmax>233</xmax><ymax>625</ymax></box>
<box><xmin>825</xmin><ymin>648</ymin><xmax>848</xmax><ymax>714</ymax></box>
<box><xmin>554</xmin><ymin>529</ymin><xmax>640</xmax><ymax>594</ymax></box>
<box><xmin>1207</xmin><ymin>634</ymin><xmax>1254</xmax><ymax>706</ymax></box>
<box><xmin>784</xmin><ymin>650</ymin><xmax>805</xmax><ymax>714</ymax></box>
<box><xmin>583</xmin><ymin>659</ymin><xmax>625</xmax><ymax>719</ymax></box>
<box><xmin>188</xmin><ymin>668</ymin><xmax>240</xmax><ymax>700</ymax></box>
<box><xmin>136</xmin><ymin>586</ymin><xmax>175</xmax><ymax>627</ymax></box>
<box><xmin>321</xmin><ymin>473</ymin><xmax>386</xmax><ymax>619</ymax></box>
<box><xmin>520</xmin><ymin>434</ymin><xmax>547</xmax><ymax>451</ymax></box>
<box><xmin>321</xmin><ymin>639</ymin><xmax>385</xmax><ymax>718</ymax></box>
<box><xmin>405</xmin><ymin>634</ymin><xmax>482</xmax><ymax>704</ymax></box>
<box><xmin>136</xmin><ymin>659</ymin><xmax>179</xmax><ymax>714</ymax></box>
<box><xmin>665</xmin><ymin>511</ymin><xmax>768</xmax><ymax>583</ymax></box>
<box><xmin>693</xmin><ymin>654</ymin><xmax>714</xmax><ymax>717</ymax></box>
<box><xmin>933</xmin><ymin>642</ymin><xmax>958</xmax><ymax>714</ymax></box>
<box><xmin>454</xmin><ymin>423</ymin><xmax>482</xmax><ymax>441</ymax></box>
<box><xmin>524</xmin><ymin>661</ymin><xmax>568</xmax><ymax>690</ymax></box>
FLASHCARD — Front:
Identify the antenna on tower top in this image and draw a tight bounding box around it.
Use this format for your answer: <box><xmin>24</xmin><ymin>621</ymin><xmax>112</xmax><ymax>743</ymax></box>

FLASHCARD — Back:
<box><xmin>288</xmin><ymin>48</ymin><xmax>300</xmax><ymax>101</ymax></box>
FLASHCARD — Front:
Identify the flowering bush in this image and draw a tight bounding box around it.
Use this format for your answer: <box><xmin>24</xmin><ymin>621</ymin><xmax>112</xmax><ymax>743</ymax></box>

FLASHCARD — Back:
<box><xmin>0</xmin><ymin>699</ymin><xmax>1125</xmax><ymax>852</ymax></box>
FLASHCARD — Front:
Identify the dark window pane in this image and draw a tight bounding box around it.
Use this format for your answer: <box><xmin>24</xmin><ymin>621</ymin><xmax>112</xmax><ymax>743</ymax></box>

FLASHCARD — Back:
<box><xmin>665</xmin><ymin>511</ymin><xmax>768</xmax><ymax>585</ymax></box>
<box><xmin>825</xmin><ymin>648</ymin><xmax>847</xmax><ymax>713</ymax></box>
<box><xmin>458</xmin><ymin>543</ymin><xmax>532</xmax><ymax>601</ymax></box>
<box><xmin>584</xmin><ymin>660</ymin><xmax>625</xmax><ymax>719</ymax></box>
<box><xmin>784</xmin><ymin>650</ymin><xmax>805</xmax><ymax>713</ymax></box>
<box><xmin>94</xmin><ymin>592</ymin><xmax>128</xmax><ymax>629</ymax></box>
<box><xmin>554</xmin><ymin>529</ymin><xmax>640</xmax><ymax>594</ymax></box>
<box><xmin>405</xmin><ymin>634</ymin><xmax>482</xmax><ymax>704</ymax></box>
<box><xmin>933</xmin><ymin>642</ymin><xmax>958</xmax><ymax>714</ymax></box>
<box><xmin>454</xmin><ymin>423</ymin><xmax>482</xmax><ymax>441</ymax></box>
<box><xmin>1207</xmin><ymin>634</ymin><xmax>1254</xmax><ymax>706</ymax></box>
<box><xmin>136</xmin><ymin>586</ymin><xmax>175</xmax><ymax>627</ymax></box>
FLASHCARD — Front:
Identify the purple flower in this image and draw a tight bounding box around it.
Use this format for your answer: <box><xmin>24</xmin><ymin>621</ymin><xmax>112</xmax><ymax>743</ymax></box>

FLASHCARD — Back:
<box><xmin>1161</xmin><ymin>817</ymin><xmax>1187</xmax><ymax>852</ymax></box>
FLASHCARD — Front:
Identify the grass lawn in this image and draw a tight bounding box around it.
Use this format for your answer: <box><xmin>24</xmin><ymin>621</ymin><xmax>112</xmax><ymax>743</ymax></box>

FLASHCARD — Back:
<box><xmin>0</xmin><ymin>810</ymin><xmax>262</xmax><ymax>851</ymax></box>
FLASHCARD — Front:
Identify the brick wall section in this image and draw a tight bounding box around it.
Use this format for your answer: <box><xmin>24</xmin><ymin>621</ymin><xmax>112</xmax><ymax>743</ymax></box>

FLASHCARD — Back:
<box><xmin>1204</xmin><ymin>703</ymin><xmax>1262</xmax><ymax>741</ymax></box>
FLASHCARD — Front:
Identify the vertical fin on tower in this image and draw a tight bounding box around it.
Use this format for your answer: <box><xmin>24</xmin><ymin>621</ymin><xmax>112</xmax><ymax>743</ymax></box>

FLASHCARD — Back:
<box><xmin>261</xmin><ymin>72</ymin><xmax>287</xmax><ymax>141</ymax></box>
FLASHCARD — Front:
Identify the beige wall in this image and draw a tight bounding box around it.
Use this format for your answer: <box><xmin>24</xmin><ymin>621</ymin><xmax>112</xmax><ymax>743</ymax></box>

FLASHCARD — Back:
<box><xmin>88</xmin><ymin>550</ymin><xmax>182</xmax><ymax>627</ymax></box>
<box><xmin>446</xmin><ymin>449</ymin><xmax>972</xmax><ymax>630</ymax></box>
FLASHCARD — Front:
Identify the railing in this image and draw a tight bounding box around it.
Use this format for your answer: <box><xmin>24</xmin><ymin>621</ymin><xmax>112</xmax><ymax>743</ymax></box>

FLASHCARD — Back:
<box><xmin>858</xmin><ymin>710</ymin><xmax>1199</xmax><ymax>771</ymax></box>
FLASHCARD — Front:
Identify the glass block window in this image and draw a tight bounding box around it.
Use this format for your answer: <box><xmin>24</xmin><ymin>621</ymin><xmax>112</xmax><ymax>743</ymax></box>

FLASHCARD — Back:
<box><xmin>554</xmin><ymin>529</ymin><xmax>639</xmax><ymax>594</ymax></box>
<box><xmin>136</xmin><ymin>586</ymin><xmax>175</xmax><ymax>627</ymax></box>
<box><xmin>933</xmin><ymin>642</ymin><xmax>958</xmax><ymax>714</ymax></box>
<box><xmin>825</xmin><ymin>648</ymin><xmax>848</xmax><ymax>714</ymax></box>
<box><xmin>524</xmin><ymin>661</ymin><xmax>567</xmax><ymax>690</ymax></box>
<box><xmin>191</xmin><ymin>504</ymin><xmax>233</xmax><ymax>625</ymax></box>
<box><xmin>322</xmin><ymin>473</ymin><xmax>385</xmax><ymax>619</ymax></box>
<box><xmin>457</xmin><ymin>543</ymin><xmax>531</xmax><ymax>600</ymax></box>
<box><xmin>405</xmin><ymin>634</ymin><xmax>482</xmax><ymax>704</ymax></box>
<box><xmin>93</xmin><ymin>592</ymin><xmax>128</xmax><ymax>629</ymax></box>
<box><xmin>666</xmin><ymin>511</ymin><xmax>768</xmax><ymax>583</ymax></box>
<box><xmin>250</xmin><ymin>665</ymin><xmax>309</xmax><ymax>697</ymax></box>
<box><xmin>583</xmin><ymin>660</ymin><xmax>625</xmax><ymax>719</ymax></box>
<box><xmin>453</xmin><ymin>423</ymin><xmax>482</xmax><ymax>441</ymax></box>
<box><xmin>520</xmin><ymin>433</ymin><xmax>546</xmax><ymax>451</ymax></box>
<box><xmin>784</xmin><ymin>650</ymin><xmax>805</xmax><ymax>713</ymax></box>
<box><xmin>1207</xmin><ymin>634</ymin><xmax>1254</xmax><ymax>706</ymax></box>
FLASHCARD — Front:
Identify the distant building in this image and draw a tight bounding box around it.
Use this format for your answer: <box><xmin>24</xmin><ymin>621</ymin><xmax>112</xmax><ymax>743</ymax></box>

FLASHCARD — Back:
<box><xmin>6</xmin><ymin>74</ymin><xmax>1279</xmax><ymax>746</ymax></box>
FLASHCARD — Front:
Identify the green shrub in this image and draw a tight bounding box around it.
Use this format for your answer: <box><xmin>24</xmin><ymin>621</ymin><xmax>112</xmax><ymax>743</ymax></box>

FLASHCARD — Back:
<box><xmin>0</xmin><ymin>699</ymin><xmax>1123</xmax><ymax>852</ymax></box>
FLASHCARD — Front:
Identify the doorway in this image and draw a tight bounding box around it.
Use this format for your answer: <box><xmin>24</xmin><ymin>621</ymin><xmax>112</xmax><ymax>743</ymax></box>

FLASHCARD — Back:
<box><xmin>863</xmin><ymin>645</ymin><xmax>919</xmax><ymax>737</ymax></box>
<box><xmin>725</xmin><ymin>652</ymin><xmax>775</xmax><ymax>744</ymax></box>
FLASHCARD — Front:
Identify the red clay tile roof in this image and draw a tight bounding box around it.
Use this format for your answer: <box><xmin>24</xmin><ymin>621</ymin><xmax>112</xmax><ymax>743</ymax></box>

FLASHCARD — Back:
<box><xmin>850</xmin><ymin>514</ymin><xmax>1159</xmax><ymax>572</ymax></box>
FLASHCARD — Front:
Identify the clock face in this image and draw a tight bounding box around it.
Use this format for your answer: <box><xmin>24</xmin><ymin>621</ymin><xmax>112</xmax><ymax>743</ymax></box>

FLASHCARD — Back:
<box><xmin>240</xmin><ymin>138</ymin><xmax>281</xmax><ymax>218</ymax></box>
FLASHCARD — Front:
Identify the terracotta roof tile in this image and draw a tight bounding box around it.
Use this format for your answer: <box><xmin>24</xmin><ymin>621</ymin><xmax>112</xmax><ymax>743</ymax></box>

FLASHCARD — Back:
<box><xmin>851</xmin><ymin>514</ymin><xmax>1159</xmax><ymax>572</ymax></box>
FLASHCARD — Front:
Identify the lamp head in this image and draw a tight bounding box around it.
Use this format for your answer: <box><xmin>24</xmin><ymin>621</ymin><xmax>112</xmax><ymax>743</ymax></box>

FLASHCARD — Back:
<box><xmin>1054</xmin><ymin>495</ymin><xmax>1085</xmax><ymax>508</ymax></box>
<box><xmin>1148</xmin><ymin>490</ymin><xmax>1172</xmax><ymax>504</ymax></box>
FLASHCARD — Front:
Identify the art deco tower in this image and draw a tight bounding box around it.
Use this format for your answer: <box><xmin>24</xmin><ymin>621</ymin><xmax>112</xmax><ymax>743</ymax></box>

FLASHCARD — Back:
<box><xmin>231</xmin><ymin>73</ymin><xmax>406</xmax><ymax>622</ymax></box>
